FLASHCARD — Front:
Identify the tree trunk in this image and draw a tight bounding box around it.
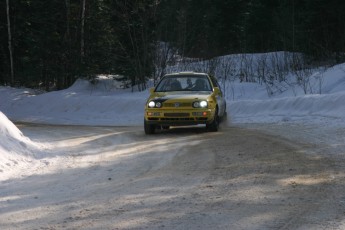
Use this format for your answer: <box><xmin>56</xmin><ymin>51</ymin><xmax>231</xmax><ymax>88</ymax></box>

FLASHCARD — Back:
<box><xmin>6</xmin><ymin>0</ymin><xmax>14</xmax><ymax>85</ymax></box>
<box><xmin>80</xmin><ymin>0</ymin><xmax>86</xmax><ymax>64</ymax></box>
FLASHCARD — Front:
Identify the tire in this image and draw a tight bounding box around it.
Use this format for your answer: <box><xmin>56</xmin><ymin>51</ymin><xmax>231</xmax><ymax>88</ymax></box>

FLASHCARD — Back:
<box><xmin>220</xmin><ymin>111</ymin><xmax>227</xmax><ymax>122</ymax></box>
<box><xmin>219</xmin><ymin>104</ymin><xmax>227</xmax><ymax>122</ymax></box>
<box><xmin>144</xmin><ymin>120</ymin><xmax>155</xmax><ymax>134</ymax></box>
<box><xmin>206</xmin><ymin>109</ymin><xmax>219</xmax><ymax>132</ymax></box>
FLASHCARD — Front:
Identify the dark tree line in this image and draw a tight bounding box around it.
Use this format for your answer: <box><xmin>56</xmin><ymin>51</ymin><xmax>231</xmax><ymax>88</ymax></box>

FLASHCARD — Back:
<box><xmin>0</xmin><ymin>0</ymin><xmax>157</xmax><ymax>90</ymax></box>
<box><xmin>158</xmin><ymin>0</ymin><xmax>345</xmax><ymax>60</ymax></box>
<box><xmin>1</xmin><ymin>0</ymin><xmax>345</xmax><ymax>90</ymax></box>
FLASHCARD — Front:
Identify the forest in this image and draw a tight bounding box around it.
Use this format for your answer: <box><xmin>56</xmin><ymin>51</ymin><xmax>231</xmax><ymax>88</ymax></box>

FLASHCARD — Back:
<box><xmin>1</xmin><ymin>0</ymin><xmax>345</xmax><ymax>90</ymax></box>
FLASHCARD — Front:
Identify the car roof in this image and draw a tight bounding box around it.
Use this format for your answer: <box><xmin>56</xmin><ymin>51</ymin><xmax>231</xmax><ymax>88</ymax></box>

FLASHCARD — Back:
<box><xmin>164</xmin><ymin>72</ymin><xmax>208</xmax><ymax>77</ymax></box>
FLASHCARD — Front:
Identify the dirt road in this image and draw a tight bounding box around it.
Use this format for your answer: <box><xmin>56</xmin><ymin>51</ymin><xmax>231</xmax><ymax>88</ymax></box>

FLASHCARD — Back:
<box><xmin>1</xmin><ymin>124</ymin><xmax>345</xmax><ymax>229</ymax></box>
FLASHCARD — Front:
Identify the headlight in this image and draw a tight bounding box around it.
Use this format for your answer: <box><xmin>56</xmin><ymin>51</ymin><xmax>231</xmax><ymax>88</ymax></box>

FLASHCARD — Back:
<box><xmin>148</xmin><ymin>100</ymin><xmax>162</xmax><ymax>108</ymax></box>
<box><xmin>199</xmin><ymin>101</ymin><xmax>208</xmax><ymax>108</ymax></box>
<box><xmin>156</xmin><ymin>102</ymin><xmax>162</xmax><ymax>108</ymax></box>
<box><xmin>192</xmin><ymin>100</ymin><xmax>208</xmax><ymax>108</ymax></box>
<box><xmin>148</xmin><ymin>101</ymin><xmax>156</xmax><ymax>108</ymax></box>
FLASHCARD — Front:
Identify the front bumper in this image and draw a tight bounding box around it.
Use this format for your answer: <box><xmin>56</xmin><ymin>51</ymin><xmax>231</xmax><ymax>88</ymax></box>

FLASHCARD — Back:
<box><xmin>144</xmin><ymin>108</ymin><xmax>215</xmax><ymax>126</ymax></box>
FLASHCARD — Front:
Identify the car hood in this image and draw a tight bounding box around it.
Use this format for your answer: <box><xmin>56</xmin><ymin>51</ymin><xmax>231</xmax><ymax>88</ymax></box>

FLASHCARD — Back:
<box><xmin>150</xmin><ymin>91</ymin><xmax>212</xmax><ymax>101</ymax></box>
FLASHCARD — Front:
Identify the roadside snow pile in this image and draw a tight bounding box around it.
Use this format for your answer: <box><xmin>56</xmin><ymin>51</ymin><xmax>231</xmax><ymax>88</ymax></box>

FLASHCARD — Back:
<box><xmin>230</xmin><ymin>91</ymin><xmax>345</xmax><ymax>124</ymax></box>
<box><xmin>0</xmin><ymin>79</ymin><xmax>148</xmax><ymax>126</ymax></box>
<box><xmin>0</xmin><ymin>111</ymin><xmax>43</xmax><ymax>177</ymax></box>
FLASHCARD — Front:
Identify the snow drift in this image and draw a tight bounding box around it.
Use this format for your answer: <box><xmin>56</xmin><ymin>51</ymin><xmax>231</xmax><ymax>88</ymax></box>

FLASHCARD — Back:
<box><xmin>0</xmin><ymin>111</ymin><xmax>44</xmax><ymax>179</ymax></box>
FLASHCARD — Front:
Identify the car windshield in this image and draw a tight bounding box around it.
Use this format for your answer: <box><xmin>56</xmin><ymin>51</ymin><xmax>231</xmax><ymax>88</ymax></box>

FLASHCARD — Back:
<box><xmin>155</xmin><ymin>75</ymin><xmax>212</xmax><ymax>92</ymax></box>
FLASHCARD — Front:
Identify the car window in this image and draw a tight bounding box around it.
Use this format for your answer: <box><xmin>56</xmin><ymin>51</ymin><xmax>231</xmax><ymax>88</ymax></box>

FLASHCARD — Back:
<box><xmin>155</xmin><ymin>75</ymin><xmax>212</xmax><ymax>92</ymax></box>
<box><xmin>209</xmin><ymin>75</ymin><xmax>224</xmax><ymax>95</ymax></box>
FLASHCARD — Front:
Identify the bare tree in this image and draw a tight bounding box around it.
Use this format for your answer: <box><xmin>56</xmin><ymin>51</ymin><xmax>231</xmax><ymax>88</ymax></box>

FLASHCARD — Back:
<box><xmin>292</xmin><ymin>54</ymin><xmax>313</xmax><ymax>94</ymax></box>
<box><xmin>315</xmin><ymin>70</ymin><xmax>325</xmax><ymax>94</ymax></box>
<box><xmin>80</xmin><ymin>0</ymin><xmax>86</xmax><ymax>63</ymax></box>
<box><xmin>206</xmin><ymin>58</ymin><xmax>220</xmax><ymax>76</ymax></box>
<box><xmin>239</xmin><ymin>54</ymin><xmax>255</xmax><ymax>82</ymax></box>
<box><xmin>219</xmin><ymin>56</ymin><xmax>237</xmax><ymax>100</ymax></box>
<box><xmin>256</xmin><ymin>53</ymin><xmax>269</xmax><ymax>85</ymax></box>
<box><xmin>6</xmin><ymin>0</ymin><xmax>14</xmax><ymax>85</ymax></box>
<box><xmin>153</xmin><ymin>42</ymin><xmax>176</xmax><ymax>85</ymax></box>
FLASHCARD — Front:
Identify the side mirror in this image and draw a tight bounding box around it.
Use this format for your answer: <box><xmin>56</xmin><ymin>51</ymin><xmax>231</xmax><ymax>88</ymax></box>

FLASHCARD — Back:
<box><xmin>149</xmin><ymin>87</ymin><xmax>155</xmax><ymax>94</ymax></box>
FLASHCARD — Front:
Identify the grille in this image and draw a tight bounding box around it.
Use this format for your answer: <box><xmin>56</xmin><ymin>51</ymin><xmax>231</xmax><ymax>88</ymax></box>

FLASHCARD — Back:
<box><xmin>161</xmin><ymin>118</ymin><xmax>194</xmax><ymax>121</ymax></box>
<box><xmin>164</xmin><ymin>102</ymin><xmax>191</xmax><ymax>108</ymax></box>
<box><xmin>196</xmin><ymin>117</ymin><xmax>208</xmax><ymax>121</ymax></box>
<box><xmin>164</xmin><ymin>113</ymin><xmax>190</xmax><ymax>117</ymax></box>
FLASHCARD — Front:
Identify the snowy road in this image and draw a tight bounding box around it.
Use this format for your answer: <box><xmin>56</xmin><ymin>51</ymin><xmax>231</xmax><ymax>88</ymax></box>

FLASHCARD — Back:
<box><xmin>1</xmin><ymin>124</ymin><xmax>345</xmax><ymax>229</ymax></box>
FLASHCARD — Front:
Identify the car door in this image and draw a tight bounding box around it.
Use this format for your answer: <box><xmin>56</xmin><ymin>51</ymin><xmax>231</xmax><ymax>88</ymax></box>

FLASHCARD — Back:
<box><xmin>209</xmin><ymin>75</ymin><xmax>226</xmax><ymax>116</ymax></box>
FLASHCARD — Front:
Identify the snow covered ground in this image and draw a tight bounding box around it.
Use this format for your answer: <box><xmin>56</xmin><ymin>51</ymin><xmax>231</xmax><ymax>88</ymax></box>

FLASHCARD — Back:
<box><xmin>1</xmin><ymin>54</ymin><xmax>345</xmax><ymax>229</ymax></box>
<box><xmin>1</xmin><ymin>59</ymin><xmax>345</xmax><ymax>175</ymax></box>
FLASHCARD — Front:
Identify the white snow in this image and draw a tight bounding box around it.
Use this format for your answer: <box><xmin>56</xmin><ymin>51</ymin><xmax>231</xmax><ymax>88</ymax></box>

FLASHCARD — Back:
<box><xmin>1</xmin><ymin>54</ymin><xmax>345</xmax><ymax>180</ymax></box>
<box><xmin>2</xmin><ymin>53</ymin><xmax>345</xmax><ymax>229</ymax></box>
<box><xmin>0</xmin><ymin>111</ymin><xmax>46</xmax><ymax>180</ymax></box>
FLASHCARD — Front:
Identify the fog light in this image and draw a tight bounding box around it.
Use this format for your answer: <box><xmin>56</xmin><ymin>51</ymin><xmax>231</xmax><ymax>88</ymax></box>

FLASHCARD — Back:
<box><xmin>147</xmin><ymin>112</ymin><xmax>160</xmax><ymax>116</ymax></box>
<box><xmin>192</xmin><ymin>112</ymin><xmax>207</xmax><ymax>116</ymax></box>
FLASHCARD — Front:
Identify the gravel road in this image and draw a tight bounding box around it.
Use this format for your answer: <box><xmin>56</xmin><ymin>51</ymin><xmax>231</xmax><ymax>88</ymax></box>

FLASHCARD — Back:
<box><xmin>1</xmin><ymin>124</ymin><xmax>345</xmax><ymax>229</ymax></box>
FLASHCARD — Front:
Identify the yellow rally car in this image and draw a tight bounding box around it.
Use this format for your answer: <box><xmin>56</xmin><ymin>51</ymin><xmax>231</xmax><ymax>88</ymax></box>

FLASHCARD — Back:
<box><xmin>144</xmin><ymin>72</ymin><xmax>227</xmax><ymax>134</ymax></box>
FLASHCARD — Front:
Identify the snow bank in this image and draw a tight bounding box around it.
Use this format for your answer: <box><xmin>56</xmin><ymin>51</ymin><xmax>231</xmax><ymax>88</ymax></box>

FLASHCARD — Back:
<box><xmin>1</xmin><ymin>79</ymin><xmax>148</xmax><ymax>126</ymax></box>
<box><xmin>229</xmin><ymin>91</ymin><xmax>345</xmax><ymax>124</ymax></box>
<box><xmin>0</xmin><ymin>111</ymin><xmax>43</xmax><ymax>178</ymax></box>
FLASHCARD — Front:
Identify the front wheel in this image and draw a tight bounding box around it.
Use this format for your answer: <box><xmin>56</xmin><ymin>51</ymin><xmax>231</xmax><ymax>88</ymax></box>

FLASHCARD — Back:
<box><xmin>220</xmin><ymin>111</ymin><xmax>227</xmax><ymax>122</ymax></box>
<box><xmin>206</xmin><ymin>110</ymin><xmax>219</xmax><ymax>132</ymax></box>
<box><xmin>144</xmin><ymin>120</ymin><xmax>156</xmax><ymax>134</ymax></box>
